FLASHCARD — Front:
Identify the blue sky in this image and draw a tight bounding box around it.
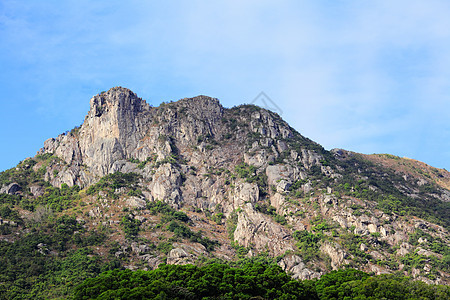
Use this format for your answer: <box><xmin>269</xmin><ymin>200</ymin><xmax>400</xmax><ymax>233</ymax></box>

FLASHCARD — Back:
<box><xmin>1</xmin><ymin>0</ymin><xmax>450</xmax><ymax>172</ymax></box>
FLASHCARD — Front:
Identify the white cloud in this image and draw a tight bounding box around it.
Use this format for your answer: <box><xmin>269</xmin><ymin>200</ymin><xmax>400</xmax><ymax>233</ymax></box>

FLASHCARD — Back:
<box><xmin>1</xmin><ymin>0</ymin><xmax>450</xmax><ymax>170</ymax></box>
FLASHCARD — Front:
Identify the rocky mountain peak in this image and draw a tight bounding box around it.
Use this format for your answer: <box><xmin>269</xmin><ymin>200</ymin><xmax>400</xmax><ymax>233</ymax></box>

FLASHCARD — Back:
<box><xmin>88</xmin><ymin>86</ymin><xmax>149</xmax><ymax>118</ymax></box>
<box><xmin>1</xmin><ymin>87</ymin><xmax>449</xmax><ymax>287</ymax></box>
<box><xmin>38</xmin><ymin>89</ymin><xmax>231</xmax><ymax>185</ymax></box>
<box><xmin>174</xmin><ymin>95</ymin><xmax>224</xmax><ymax>130</ymax></box>
<box><xmin>179</xmin><ymin>95</ymin><xmax>221</xmax><ymax>109</ymax></box>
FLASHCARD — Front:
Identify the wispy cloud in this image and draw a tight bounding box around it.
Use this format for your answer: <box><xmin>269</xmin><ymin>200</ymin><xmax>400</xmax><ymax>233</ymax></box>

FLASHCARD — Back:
<box><xmin>0</xmin><ymin>0</ymin><xmax>449</xmax><ymax>170</ymax></box>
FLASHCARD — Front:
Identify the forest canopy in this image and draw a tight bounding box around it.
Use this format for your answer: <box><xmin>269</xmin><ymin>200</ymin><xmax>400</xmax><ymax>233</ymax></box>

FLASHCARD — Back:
<box><xmin>74</xmin><ymin>264</ymin><xmax>450</xmax><ymax>300</ymax></box>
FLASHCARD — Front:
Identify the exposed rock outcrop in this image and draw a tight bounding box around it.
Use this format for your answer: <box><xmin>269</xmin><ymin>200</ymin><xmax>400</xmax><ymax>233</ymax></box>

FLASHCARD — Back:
<box><xmin>0</xmin><ymin>183</ymin><xmax>21</xmax><ymax>195</ymax></box>
<box><xmin>3</xmin><ymin>86</ymin><xmax>445</xmax><ymax>285</ymax></box>
<box><xmin>233</xmin><ymin>203</ymin><xmax>295</xmax><ymax>256</ymax></box>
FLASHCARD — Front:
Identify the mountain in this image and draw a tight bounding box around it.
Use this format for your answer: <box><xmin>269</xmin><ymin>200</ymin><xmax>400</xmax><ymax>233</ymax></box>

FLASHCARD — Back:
<box><xmin>0</xmin><ymin>87</ymin><xmax>449</xmax><ymax>297</ymax></box>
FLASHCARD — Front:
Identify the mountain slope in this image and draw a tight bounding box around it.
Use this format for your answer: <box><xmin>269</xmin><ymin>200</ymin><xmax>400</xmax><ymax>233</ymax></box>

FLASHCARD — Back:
<box><xmin>0</xmin><ymin>87</ymin><xmax>449</xmax><ymax>297</ymax></box>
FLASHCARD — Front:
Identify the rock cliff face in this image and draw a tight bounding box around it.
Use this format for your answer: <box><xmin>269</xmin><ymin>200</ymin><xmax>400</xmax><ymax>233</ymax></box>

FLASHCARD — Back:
<box><xmin>42</xmin><ymin>88</ymin><xmax>151</xmax><ymax>183</ymax></box>
<box><xmin>2</xmin><ymin>86</ymin><xmax>450</xmax><ymax>283</ymax></box>
<box><xmin>40</xmin><ymin>87</ymin><xmax>228</xmax><ymax>187</ymax></box>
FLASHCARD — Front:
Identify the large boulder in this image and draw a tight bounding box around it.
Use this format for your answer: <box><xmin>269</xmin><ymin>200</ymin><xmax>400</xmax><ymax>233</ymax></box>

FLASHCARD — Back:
<box><xmin>0</xmin><ymin>183</ymin><xmax>21</xmax><ymax>195</ymax></box>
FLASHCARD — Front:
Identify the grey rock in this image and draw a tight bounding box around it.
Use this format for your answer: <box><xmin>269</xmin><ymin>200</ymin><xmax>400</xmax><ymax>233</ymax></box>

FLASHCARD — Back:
<box><xmin>232</xmin><ymin>182</ymin><xmax>259</xmax><ymax>208</ymax></box>
<box><xmin>278</xmin><ymin>254</ymin><xmax>319</xmax><ymax>280</ymax></box>
<box><xmin>37</xmin><ymin>243</ymin><xmax>49</xmax><ymax>255</ymax></box>
<box><xmin>276</xmin><ymin>179</ymin><xmax>291</xmax><ymax>193</ymax></box>
<box><xmin>140</xmin><ymin>254</ymin><xmax>163</xmax><ymax>269</ymax></box>
<box><xmin>397</xmin><ymin>243</ymin><xmax>412</xmax><ymax>256</ymax></box>
<box><xmin>134</xmin><ymin>215</ymin><xmax>146</xmax><ymax>222</ymax></box>
<box><xmin>418</xmin><ymin>237</ymin><xmax>427</xmax><ymax>244</ymax></box>
<box><xmin>333</xmin><ymin>215</ymin><xmax>348</xmax><ymax>228</ymax></box>
<box><xmin>126</xmin><ymin>197</ymin><xmax>147</xmax><ymax>209</ymax></box>
<box><xmin>416</xmin><ymin>247</ymin><xmax>436</xmax><ymax>257</ymax></box>
<box><xmin>0</xmin><ymin>183</ymin><xmax>21</xmax><ymax>195</ymax></box>
<box><xmin>367</xmin><ymin>224</ymin><xmax>378</xmax><ymax>234</ymax></box>
<box><xmin>360</xmin><ymin>243</ymin><xmax>368</xmax><ymax>252</ymax></box>
<box><xmin>131</xmin><ymin>242</ymin><xmax>150</xmax><ymax>254</ymax></box>
<box><xmin>266</xmin><ymin>165</ymin><xmax>291</xmax><ymax>186</ymax></box>
<box><xmin>370</xmin><ymin>250</ymin><xmax>385</xmax><ymax>260</ymax></box>
<box><xmin>25</xmin><ymin>87</ymin><xmax>450</xmax><ymax>283</ymax></box>
<box><xmin>233</xmin><ymin>203</ymin><xmax>294</xmax><ymax>257</ymax></box>
<box><xmin>29</xmin><ymin>185</ymin><xmax>45</xmax><ymax>197</ymax></box>
<box><xmin>167</xmin><ymin>247</ymin><xmax>193</xmax><ymax>265</ymax></box>
<box><xmin>89</xmin><ymin>207</ymin><xmax>101</xmax><ymax>218</ymax></box>
<box><xmin>320</xmin><ymin>241</ymin><xmax>348</xmax><ymax>270</ymax></box>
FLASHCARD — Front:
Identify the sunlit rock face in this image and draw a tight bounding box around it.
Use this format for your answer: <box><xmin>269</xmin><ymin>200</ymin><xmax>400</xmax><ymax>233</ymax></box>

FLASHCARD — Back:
<box><xmin>26</xmin><ymin>86</ymin><xmax>450</xmax><ymax>283</ymax></box>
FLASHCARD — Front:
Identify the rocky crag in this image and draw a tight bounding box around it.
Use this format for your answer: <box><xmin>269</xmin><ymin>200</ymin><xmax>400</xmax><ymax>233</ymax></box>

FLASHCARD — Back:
<box><xmin>1</xmin><ymin>87</ymin><xmax>449</xmax><ymax>285</ymax></box>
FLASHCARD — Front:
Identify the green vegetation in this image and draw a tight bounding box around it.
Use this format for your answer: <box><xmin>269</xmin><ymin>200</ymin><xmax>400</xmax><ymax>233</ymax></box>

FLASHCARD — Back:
<box><xmin>197</xmin><ymin>133</ymin><xmax>219</xmax><ymax>147</ymax></box>
<box><xmin>147</xmin><ymin>200</ymin><xmax>189</xmax><ymax>223</ymax></box>
<box><xmin>315</xmin><ymin>269</ymin><xmax>369</xmax><ymax>298</ymax></box>
<box><xmin>255</xmin><ymin>202</ymin><xmax>287</xmax><ymax>225</ymax></box>
<box><xmin>282</xmin><ymin>133</ymin><xmax>329</xmax><ymax>158</ymax></box>
<box><xmin>0</xmin><ymin>214</ymin><xmax>117</xmax><ymax>299</ymax></box>
<box><xmin>74</xmin><ymin>265</ymin><xmax>450</xmax><ymax>300</ymax></box>
<box><xmin>230</xmin><ymin>241</ymin><xmax>250</xmax><ymax>257</ymax></box>
<box><xmin>69</xmin><ymin>124</ymin><xmax>82</xmax><ymax>136</ymax></box>
<box><xmin>0</xmin><ymin>181</ymin><xmax>81</xmax><ymax>213</ymax></box>
<box><xmin>339</xmin><ymin>232</ymin><xmax>372</xmax><ymax>265</ymax></box>
<box><xmin>331</xmin><ymin>154</ymin><xmax>450</xmax><ymax>230</ymax></box>
<box><xmin>222</xmin><ymin>115</ymin><xmax>239</xmax><ymax>131</ymax></box>
<box><xmin>127</xmin><ymin>157</ymin><xmax>140</xmax><ymax>164</ymax></box>
<box><xmin>1</xmin><ymin>103</ymin><xmax>450</xmax><ymax>299</ymax></box>
<box><xmin>154</xmin><ymin>153</ymin><xmax>180</xmax><ymax>168</ymax></box>
<box><xmin>210</xmin><ymin>212</ymin><xmax>224</xmax><ymax>224</ymax></box>
<box><xmin>156</xmin><ymin>241</ymin><xmax>174</xmax><ymax>255</ymax></box>
<box><xmin>0</xmin><ymin>153</ymin><xmax>85</xmax><ymax>212</ymax></box>
<box><xmin>316</xmin><ymin>269</ymin><xmax>449</xmax><ymax>300</ymax></box>
<box><xmin>234</xmin><ymin>162</ymin><xmax>267</xmax><ymax>190</ymax></box>
<box><xmin>166</xmin><ymin>220</ymin><xmax>218</xmax><ymax>252</ymax></box>
<box><xmin>311</xmin><ymin>217</ymin><xmax>334</xmax><ymax>233</ymax></box>
<box><xmin>409</xmin><ymin>229</ymin><xmax>450</xmax><ymax>257</ymax></box>
<box><xmin>289</xmin><ymin>179</ymin><xmax>307</xmax><ymax>192</ymax></box>
<box><xmin>146</xmin><ymin>200</ymin><xmax>218</xmax><ymax>252</ymax></box>
<box><xmin>86</xmin><ymin>172</ymin><xmax>141</xmax><ymax>199</ymax></box>
<box><xmin>128</xmin><ymin>155</ymin><xmax>158</xmax><ymax>169</ymax></box>
<box><xmin>232</xmin><ymin>162</ymin><xmax>271</xmax><ymax>203</ymax></box>
<box><xmin>291</xmin><ymin>218</ymin><xmax>336</xmax><ymax>263</ymax></box>
<box><xmin>226</xmin><ymin>209</ymin><xmax>239</xmax><ymax>240</ymax></box>
<box><xmin>0</xmin><ymin>203</ymin><xmax>21</xmax><ymax>223</ymax></box>
<box><xmin>0</xmin><ymin>157</ymin><xmax>39</xmax><ymax>189</ymax></box>
<box><xmin>120</xmin><ymin>214</ymin><xmax>142</xmax><ymax>239</ymax></box>
<box><xmin>35</xmin><ymin>183</ymin><xmax>81</xmax><ymax>212</ymax></box>
<box><xmin>263</xmin><ymin>139</ymin><xmax>449</xmax><ymax>231</ymax></box>
<box><xmin>74</xmin><ymin>263</ymin><xmax>318</xmax><ymax>300</ymax></box>
<box><xmin>399</xmin><ymin>250</ymin><xmax>450</xmax><ymax>274</ymax></box>
<box><xmin>274</xmin><ymin>214</ymin><xmax>287</xmax><ymax>225</ymax></box>
<box><xmin>255</xmin><ymin>202</ymin><xmax>276</xmax><ymax>215</ymax></box>
<box><xmin>293</xmin><ymin>230</ymin><xmax>323</xmax><ymax>262</ymax></box>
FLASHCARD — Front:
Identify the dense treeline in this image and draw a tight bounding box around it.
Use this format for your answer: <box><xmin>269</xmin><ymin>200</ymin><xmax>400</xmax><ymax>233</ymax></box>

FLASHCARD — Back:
<box><xmin>74</xmin><ymin>263</ymin><xmax>316</xmax><ymax>300</ymax></box>
<box><xmin>74</xmin><ymin>264</ymin><xmax>450</xmax><ymax>300</ymax></box>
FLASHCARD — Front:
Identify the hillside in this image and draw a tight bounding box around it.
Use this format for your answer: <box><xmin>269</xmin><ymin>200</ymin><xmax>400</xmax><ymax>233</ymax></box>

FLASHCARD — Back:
<box><xmin>0</xmin><ymin>87</ymin><xmax>449</xmax><ymax>298</ymax></box>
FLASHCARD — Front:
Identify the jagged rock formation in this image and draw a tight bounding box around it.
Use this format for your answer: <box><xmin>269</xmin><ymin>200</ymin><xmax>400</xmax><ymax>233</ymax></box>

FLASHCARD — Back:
<box><xmin>1</xmin><ymin>86</ymin><xmax>449</xmax><ymax>284</ymax></box>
